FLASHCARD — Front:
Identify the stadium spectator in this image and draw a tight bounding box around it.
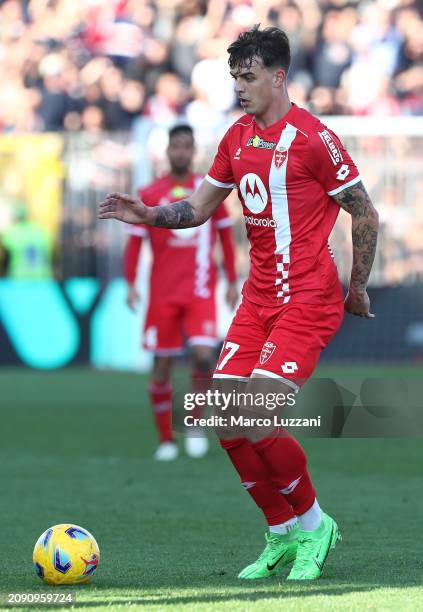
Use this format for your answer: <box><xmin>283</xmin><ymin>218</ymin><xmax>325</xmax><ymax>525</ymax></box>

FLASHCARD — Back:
<box><xmin>142</xmin><ymin>72</ymin><xmax>189</xmax><ymax>125</ymax></box>
<box><xmin>0</xmin><ymin>203</ymin><xmax>55</xmax><ymax>279</ymax></box>
<box><xmin>310</xmin><ymin>9</ymin><xmax>354</xmax><ymax>90</ymax></box>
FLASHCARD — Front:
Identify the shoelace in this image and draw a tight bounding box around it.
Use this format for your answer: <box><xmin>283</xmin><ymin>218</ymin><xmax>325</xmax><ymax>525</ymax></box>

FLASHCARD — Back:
<box><xmin>293</xmin><ymin>535</ymin><xmax>315</xmax><ymax>569</ymax></box>
<box><xmin>257</xmin><ymin>534</ymin><xmax>284</xmax><ymax>562</ymax></box>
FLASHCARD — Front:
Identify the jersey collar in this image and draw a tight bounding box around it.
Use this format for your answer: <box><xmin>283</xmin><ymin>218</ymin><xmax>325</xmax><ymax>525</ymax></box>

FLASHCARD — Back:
<box><xmin>252</xmin><ymin>103</ymin><xmax>297</xmax><ymax>134</ymax></box>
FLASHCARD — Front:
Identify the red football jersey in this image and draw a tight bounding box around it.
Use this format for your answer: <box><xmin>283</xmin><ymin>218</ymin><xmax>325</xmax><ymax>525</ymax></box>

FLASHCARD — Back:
<box><xmin>126</xmin><ymin>173</ymin><xmax>234</xmax><ymax>303</ymax></box>
<box><xmin>206</xmin><ymin>103</ymin><xmax>360</xmax><ymax>306</ymax></box>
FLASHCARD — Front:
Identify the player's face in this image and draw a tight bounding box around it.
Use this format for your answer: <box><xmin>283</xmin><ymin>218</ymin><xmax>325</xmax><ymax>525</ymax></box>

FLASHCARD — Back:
<box><xmin>167</xmin><ymin>132</ymin><xmax>194</xmax><ymax>175</ymax></box>
<box><xmin>230</xmin><ymin>58</ymin><xmax>284</xmax><ymax>117</ymax></box>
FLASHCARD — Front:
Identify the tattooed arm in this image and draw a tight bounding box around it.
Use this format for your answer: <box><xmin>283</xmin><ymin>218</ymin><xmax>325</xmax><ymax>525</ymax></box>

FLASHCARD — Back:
<box><xmin>332</xmin><ymin>180</ymin><xmax>379</xmax><ymax>318</ymax></box>
<box><xmin>98</xmin><ymin>179</ymin><xmax>231</xmax><ymax>229</ymax></box>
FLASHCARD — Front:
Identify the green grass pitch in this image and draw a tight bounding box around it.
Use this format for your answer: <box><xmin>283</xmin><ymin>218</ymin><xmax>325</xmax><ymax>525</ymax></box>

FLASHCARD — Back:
<box><xmin>0</xmin><ymin>366</ymin><xmax>422</xmax><ymax>611</ymax></box>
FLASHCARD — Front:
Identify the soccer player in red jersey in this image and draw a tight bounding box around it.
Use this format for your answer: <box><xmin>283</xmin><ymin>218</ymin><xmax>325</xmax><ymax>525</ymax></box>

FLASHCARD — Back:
<box><xmin>124</xmin><ymin>124</ymin><xmax>238</xmax><ymax>462</ymax></box>
<box><xmin>100</xmin><ymin>27</ymin><xmax>379</xmax><ymax>580</ymax></box>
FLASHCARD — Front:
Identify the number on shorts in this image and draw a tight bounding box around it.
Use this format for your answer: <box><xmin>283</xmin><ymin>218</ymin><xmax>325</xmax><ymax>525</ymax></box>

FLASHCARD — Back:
<box><xmin>216</xmin><ymin>341</ymin><xmax>240</xmax><ymax>371</ymax></box>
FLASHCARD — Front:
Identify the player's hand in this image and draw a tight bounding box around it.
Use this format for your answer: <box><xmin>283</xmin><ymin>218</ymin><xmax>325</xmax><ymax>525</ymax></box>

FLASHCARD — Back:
<box><xmin>127</xmin><ymin>285</ymin><xmax>140</xmax><ymax>311</ymax></box>
<box><xmin>98</xmin><ymin>192</ymin><xmax>151</xmax><ymax>225</ymax></box>
<box><xmin>344</xmin><ymin>288</ymin><xmax>375</xmax><ymax>318</ymax></box>
<box><xmin>225</xmin><ymin>282</ymin><xmax>239</xmax><ymax>310</ymax></box>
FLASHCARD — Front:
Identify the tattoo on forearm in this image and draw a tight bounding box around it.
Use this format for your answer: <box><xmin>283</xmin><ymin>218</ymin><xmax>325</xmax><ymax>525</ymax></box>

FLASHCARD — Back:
<box><xmin>154</xmin><ymin>200</ymin><xmax>195</xmax><ymax>228</ymax></box>
<box><xmin>351</xmin><ymin>221</ymin><xmax>378</xmax><ymax>288</ymax></box>
<box><xmin>333</xmin><ymin>181</ymin><xmax>372</xmax><ymax>218</ymax></box>
<box><xmin>333</xmin><ymin>181</ymin><xmax>379</xmax><ymax>290</ymax></box>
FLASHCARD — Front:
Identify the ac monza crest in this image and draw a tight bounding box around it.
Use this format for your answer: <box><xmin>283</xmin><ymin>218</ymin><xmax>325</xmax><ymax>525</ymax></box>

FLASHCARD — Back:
<box><xmin>203</xmin><ymin>320</ymin><xmax>215</xmax><ymax>335</ymax></box>
<box><xmin>260</xmin><ymin>341</ymin><xmax>276</xmax><ymax>365</ymax></box>
<box><xmin>274</xmin><ymin>146</ymin><xmax>287</xmax><ymax>169</ymax></box>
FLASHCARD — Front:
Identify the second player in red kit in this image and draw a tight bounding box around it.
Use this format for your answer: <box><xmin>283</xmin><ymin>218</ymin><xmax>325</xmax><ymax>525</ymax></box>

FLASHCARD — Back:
<box><xmin>126</xmin><ymin>175</ymin><xmax>235</xmax><ymax>354</ymax></box>
<box><xmin>124</xmin><ymin>124</ymin><xmax>238</xmax><ymax>462</ymax></box>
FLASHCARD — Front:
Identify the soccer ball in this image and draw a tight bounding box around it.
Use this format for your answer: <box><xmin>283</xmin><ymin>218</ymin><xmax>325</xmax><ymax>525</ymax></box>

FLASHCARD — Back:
<box><xmin>33</xmin><ymin>524</ymin><xmax>100</xmax><ymax>585</ymax></box>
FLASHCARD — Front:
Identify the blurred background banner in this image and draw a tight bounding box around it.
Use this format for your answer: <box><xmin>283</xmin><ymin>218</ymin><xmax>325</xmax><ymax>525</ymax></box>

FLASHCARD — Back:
<box><xmin>0</xmin><ymin>0</ymin><xmax>422</xmax><ymax>370</ymax></box>
<box><xmin>0</xmin><ymin>133</ymin><xmax>63</xmax><ymax>233</ymax></box>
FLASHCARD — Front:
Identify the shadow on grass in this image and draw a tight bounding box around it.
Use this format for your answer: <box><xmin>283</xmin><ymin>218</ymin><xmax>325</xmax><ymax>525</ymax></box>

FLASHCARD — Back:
<box><xmin>88</xmin><ymin>560</ymin><xmax>422</xmax><ymax>591</ymax></box>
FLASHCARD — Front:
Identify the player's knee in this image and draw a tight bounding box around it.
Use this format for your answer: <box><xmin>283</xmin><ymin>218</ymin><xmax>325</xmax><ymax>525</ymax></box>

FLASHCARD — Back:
<box><xmin>192</xmin><ymin>356</ymin><xmax>214</xmax><ymax>374</ymax></box>
<box><xmin>191</xmin><ymin>345</ymin><xmax>215</xmax><ymax>373</ymax></box>
<box><xmin>152</xmin><ymin>356</ymin><xmax>172</xmax><ymax>382</ymax></box>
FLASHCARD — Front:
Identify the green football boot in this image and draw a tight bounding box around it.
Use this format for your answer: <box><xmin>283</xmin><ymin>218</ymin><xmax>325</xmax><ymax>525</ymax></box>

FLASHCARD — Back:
<box><xmin>286</xmin><ymin>512</ymin><xmax>341</xmax><ymax>580</ymax></box>
<box><xmin>238</xmin><ymin>526</ymin><xmax>299</xmax><ymax>580</ymax></box>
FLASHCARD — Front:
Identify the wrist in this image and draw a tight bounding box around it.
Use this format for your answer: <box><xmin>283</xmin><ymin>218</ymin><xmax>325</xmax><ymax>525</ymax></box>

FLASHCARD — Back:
<box><xmin>143</xmin><ymin>205</ymin><xmax>155</xmax><ymax>225</ymax></box>
<box><xmin>349</xmin><ymin>283</ymin><xmax>366</xmax><ymax>295</ymax></box>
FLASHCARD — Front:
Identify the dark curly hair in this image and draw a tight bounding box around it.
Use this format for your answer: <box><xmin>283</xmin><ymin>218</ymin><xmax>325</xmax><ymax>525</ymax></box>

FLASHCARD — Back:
<box><xmin>227</xmin><ymin>25</ymin><xmax>291</xmax><ymax>73</ymax></box>
<box><xmin>168</xmin><ymin>123</ymin><xmax>193</xmax><ymax>139</ymax></box>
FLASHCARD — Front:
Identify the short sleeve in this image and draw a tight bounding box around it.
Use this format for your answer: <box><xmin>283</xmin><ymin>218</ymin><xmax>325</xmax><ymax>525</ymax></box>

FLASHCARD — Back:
<box><xmin>206</xmin><ymin>129</ymin><xmax>236</xmax><ymax>189</ymax></box>
<box><xmin>307</xmin><ymin>127</ymin><xmax>361</xmax><ymax>196</ymax></box>
<box><xmin>213</xmin><ymin>200</ymin><xmax>233</xmax><ymax>229</ymax></box>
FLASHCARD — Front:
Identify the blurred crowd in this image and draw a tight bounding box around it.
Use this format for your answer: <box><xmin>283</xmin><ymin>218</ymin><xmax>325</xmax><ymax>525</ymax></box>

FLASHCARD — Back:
<box><xmin>0</xmin><ymin>0</ymin><xmax>422</xmax><ymax>134</ymax></box>
<box><xmin>0</xmin><ymin>0</ymin><xmax>422</xmax><ymax>286</ymax></box>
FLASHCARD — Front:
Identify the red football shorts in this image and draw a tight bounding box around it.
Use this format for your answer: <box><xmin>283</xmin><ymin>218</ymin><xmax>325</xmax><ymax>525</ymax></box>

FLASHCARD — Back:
<box><xmin>214</xmin><ymin>296</ymin><xmax>344</xmax><ymax>390</ymax></box>
<box><xmin>143</xmin><ymin>297</ymin><xmax>218</xmax><ymax>355</ymax></box>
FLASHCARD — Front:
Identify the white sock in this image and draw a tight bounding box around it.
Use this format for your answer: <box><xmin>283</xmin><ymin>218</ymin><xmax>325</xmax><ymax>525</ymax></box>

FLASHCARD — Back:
<box><xmin>298</xmin><ymin>499</ymin><xmax>322</xmax><ymax>531</ymax></box>
<box><xmin>269</xmin><ymin>517</ymin><xmax>298</xmax><ymax>535</ymax></box>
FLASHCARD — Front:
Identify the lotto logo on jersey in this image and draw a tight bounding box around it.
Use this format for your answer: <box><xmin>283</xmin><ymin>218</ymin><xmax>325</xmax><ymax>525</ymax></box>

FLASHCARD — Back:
<box><xmin>318</xmin><ymin>130</ymin><xmax>343</xmax><ymax>165</ymax></box>
<box><xmin>239</xmin><ymin>173</ymin><xmax>268</xmax><ymax>214</ymax></box>
<box><xmin>336</xmin><ymin>164</ymin><xmax>350</xmax><ymax>181</ymax></box>
<box><xmin>260</xmin><ymin>341</ymin><xmax>276</xmax><ymax>365</ymax></box>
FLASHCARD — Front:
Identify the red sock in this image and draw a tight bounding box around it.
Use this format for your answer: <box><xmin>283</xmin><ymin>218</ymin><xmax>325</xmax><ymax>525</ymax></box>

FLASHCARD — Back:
<box><xmin>220</xmin><ymin>437</ymin><xmax>295</xmax><ymax>525</ymax></box>
<box><xmin>148</xmin><ymin>379</ymin><xmax>174</xmax><ymax>443</ymax></box>
<box><xmin>190</xmin><ymin>368</ymin><xmax>213</xmax><ymax>420</ymax></box>
<box><xmin>253</xmin><ymin>431</ymin><xmax>316</xmax><ymax>516</ymax></box>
